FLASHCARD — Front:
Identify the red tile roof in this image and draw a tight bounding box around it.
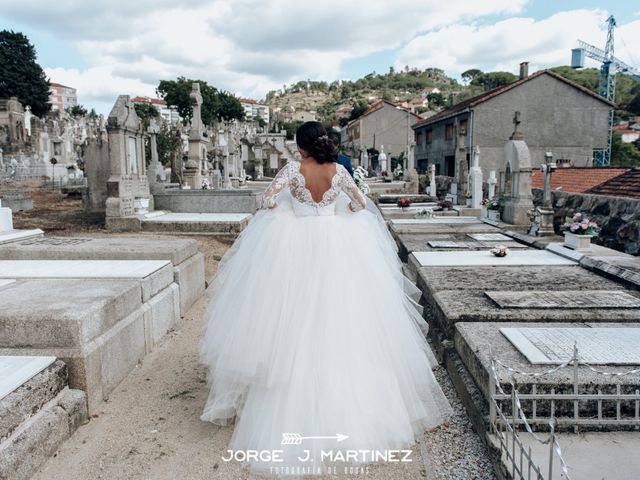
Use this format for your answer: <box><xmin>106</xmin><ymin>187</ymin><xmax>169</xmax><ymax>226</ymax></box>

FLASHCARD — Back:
<box><xmin>531</xmin><ymin>167</ymin><xmax>630</xmax><ymax>193</ymax></box>
<box><xmin>413</xmin><ymin>70</ymin><xmax>615</xmax><ymax>129</ymax></box>
<box><xmin>131</xmin><ymin>96</ymin><xmax>166</xmax><ymax>106</ymax></box>
<box><xmin>586</xmin><ymin>169</ymin><xmax>640</xmax><ymax>199</ymax></box>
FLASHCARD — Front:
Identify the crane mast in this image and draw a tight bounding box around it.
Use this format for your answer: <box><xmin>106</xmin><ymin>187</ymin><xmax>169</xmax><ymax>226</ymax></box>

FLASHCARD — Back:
<box><xmin>571</xmin><ymin>15</ymin><xmax>640</xmax><ymax>166</ymax></box>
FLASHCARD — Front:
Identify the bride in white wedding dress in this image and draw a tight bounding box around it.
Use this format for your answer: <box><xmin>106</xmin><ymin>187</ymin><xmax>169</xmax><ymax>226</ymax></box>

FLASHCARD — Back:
<box><xmin>200</xmin><ymin>121</ymin><xmax>451</xmax><ymax>476</ymax></box>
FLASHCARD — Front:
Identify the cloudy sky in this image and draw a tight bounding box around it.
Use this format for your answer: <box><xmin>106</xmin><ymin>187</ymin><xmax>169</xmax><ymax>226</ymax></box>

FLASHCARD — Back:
<box><xmin>1</xmin><ymin>1</ymin><xmax>639</xmax><ymax>114</ymax></box>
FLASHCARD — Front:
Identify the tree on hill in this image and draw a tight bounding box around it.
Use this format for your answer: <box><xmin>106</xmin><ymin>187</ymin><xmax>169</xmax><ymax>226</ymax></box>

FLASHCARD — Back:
<box><xmin>461</xmin><ymin>69</ymin><xmax>482</xmax><ymax>85</ymax></box>
<box><xmin>156</xmin><ymin>77</ymin><xmax>244</xmax><ymax>125</ymax></box>
<box><xmin>0</xmin><ymin>30</ymin><xmax>50</xmax><ymax>116</ymax></box>
<box><xmin>470</xmin><ymin>71</ymin><xmax>517</xmax><ymax>90</ymax></box>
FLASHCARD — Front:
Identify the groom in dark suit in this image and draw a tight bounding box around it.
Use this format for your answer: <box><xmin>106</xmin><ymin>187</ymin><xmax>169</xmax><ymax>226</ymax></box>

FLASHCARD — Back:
<box><xmin>328</xmin><ymin>131</ymin><xmax>354</xmax><ymax>178</ymax></box>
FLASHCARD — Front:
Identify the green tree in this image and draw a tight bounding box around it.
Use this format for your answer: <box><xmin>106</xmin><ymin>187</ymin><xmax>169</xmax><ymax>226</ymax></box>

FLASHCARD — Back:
<box><xmin>134</xmin><ymin>102</ymin><xmax>159</xmax><ymax>129</ymax></box>
<box><xmin>348</xmin><ymin>99</ymin><xmax>369</xmax><ymax>121</ymax></box>
<box><xmin>0</xmin><ymin>30</ymin><xmax>50</xmax><ymax>116</ymax></box>
<box><xmin>156</xmin><ymin>77</ymin><xmax>244</xmax><ymax>125</ymax></box>
<box><xmin>461</xmin><ymin>69</ymin><xmax>482</xmax><ymax>85</ymax></box>
<box><xmin>611</xmin><ymin>130</ymin><xmax>640</xmax><ymax>166</ymax></box>
<box><xmin>66</xmin><ymin>104</ymin><xmax>88</xmax><ymax>117</ymax></box>
<box><xmin>471</xmin><ymin>71</ymin><xmax>517</xmax><ymax>90</ymax></box>
<box><xmin>426</xmin><ymin>92</ymin><xmax>445</xmax><ymax>107</ymax></box>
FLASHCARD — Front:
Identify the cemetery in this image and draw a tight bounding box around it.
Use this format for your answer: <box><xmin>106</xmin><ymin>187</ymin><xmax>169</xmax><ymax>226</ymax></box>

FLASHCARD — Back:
<box><xmin>1</xmin><ymin>27</ymin><xmax>639</xmax><ymax>479</ymax></box>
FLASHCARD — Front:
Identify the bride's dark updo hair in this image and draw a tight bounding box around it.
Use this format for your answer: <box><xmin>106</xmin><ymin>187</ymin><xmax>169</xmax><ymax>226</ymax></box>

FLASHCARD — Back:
<box><xmin>295</xmin><ymin>121</ymin><xmax>338</xmax><ymax>164</ymax></box>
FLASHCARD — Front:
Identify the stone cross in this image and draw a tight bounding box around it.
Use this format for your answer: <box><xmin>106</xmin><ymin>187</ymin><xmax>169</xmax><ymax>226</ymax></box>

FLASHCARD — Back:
<box><xmin>487</xmin><ymin>170</ymin><xmax>497</xmax><ymax>199</ymax></box>
<box><xmin>510</xmin><ymin>111</ymin><xmax>524</xmax><ymax>140</ymax></box>
<box><xmin>541</xmin><ymin>151</ymin><xmax>556</xmax><ymax>209</ymax></box>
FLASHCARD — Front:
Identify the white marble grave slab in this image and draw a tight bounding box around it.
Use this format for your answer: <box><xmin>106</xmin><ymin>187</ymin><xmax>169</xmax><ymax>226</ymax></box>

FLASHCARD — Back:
<box><xmin>468</xmin><ymin>233</ymin><xmax>512</xmax><ymax>241</ymax></box>
<box><xmin>391</xmin><ymin>217</ymin><xmax>482</xmax><ymax>225</ymax></box>
<box><xmin>0</xmin><ymin>229</ymin><xmax>44</xmax><ymax>245</ymax></box>
<box><xmin>0</xmin><ymin>260</ymin><xmax>170</xmax><ymax>279</ymax></box>
<box><xmin>487</xmin><ymin>290</ymin><xmax>640</xmax><ymax>309</ymax></box>
<box><xmin>0</xmin><ymin>356</ymin><xmax>57</xmax><ymax>400</ymax></box>
<box><xmin>143</xmin><ymin>213</ymin><xmax>250</xmax><ymax>222</ymax></box>
<box><xmin>501</xmin><ymin>327</ymin><xmax>640</xmax><ymax>365</ymax></box>
<box><xmin>413</xmin><ymin>250</ymin><xmax>577</xmax><ymax>267</ymax></box>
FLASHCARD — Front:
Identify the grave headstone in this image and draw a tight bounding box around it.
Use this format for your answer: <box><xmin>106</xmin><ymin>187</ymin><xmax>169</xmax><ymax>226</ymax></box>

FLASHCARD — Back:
<box><xmin>501</xmin><ymin>112</ymin><xmax>533</xmax><ymax>225</ymax></box>
<box><xmin>469</xmin><ymin>146</ymin><xmax>482</xmax><ymax>209</ymax></box>
<box><xmin>487</xmin><ymin>170</ymin><xmax>497</xmax><ymax>199</ymax></box>
<box><xmin>104</xmin><ymin>95</ymin><xmax>153</xmax><ymax>229</ymax></box>
<box><xmin>428</xmin><ymin>164</ymin><xmax>436</xmax><ymax>197</ymax></box>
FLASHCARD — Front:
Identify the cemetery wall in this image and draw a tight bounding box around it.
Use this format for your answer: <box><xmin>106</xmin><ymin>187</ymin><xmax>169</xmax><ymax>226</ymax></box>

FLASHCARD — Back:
<box><xmin>533</xmin><ymin>188</ymin><xmax>640</xmax><ymax>255</ymax></box>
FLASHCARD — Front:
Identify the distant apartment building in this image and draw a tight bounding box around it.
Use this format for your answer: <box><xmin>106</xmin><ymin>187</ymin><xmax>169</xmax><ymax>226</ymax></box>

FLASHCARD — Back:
<box><xmin>49</xmin><ymin>83</ymin><xmax>77</xmax><ymax>111</ymax></box>
<box><xmin>130</xmin><ymin>96</ymin><xmax>180</xmax><ymax>125</ymax></box>
<box><xmin>412</xmin><ymin>68</ymin><xmax>613</xmax><ymax>175</ymax></box>
<box><xmin>240</xmin><ymin>98</ymin><xmax>270</xmax><ymax>124</ymax></box>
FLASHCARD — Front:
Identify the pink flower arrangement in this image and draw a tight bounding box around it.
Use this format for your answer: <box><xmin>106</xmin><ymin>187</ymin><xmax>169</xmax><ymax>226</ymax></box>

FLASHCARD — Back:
<box><xmin>562</xmin><ymin>211</ymin><xmax>600</xmax><ymax>236</ymax></box>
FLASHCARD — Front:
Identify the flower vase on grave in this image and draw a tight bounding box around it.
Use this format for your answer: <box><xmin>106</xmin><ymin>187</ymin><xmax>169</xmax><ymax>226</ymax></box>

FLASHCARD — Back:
<box><xmin>563</xmin><ymin>232</ymin><xmax>593</xmax><ymax>251</ymax></box>
<box><xmin>487</xmin><ymin>210</ymin><xmax>500</xmax><ymax>221</ymax></box>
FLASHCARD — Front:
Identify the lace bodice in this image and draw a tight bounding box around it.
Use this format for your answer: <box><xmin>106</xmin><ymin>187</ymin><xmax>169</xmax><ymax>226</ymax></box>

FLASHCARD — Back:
<box><xmin>262</xmin><ymin>161</ymin><xmax>366</xmax><ymax>215</ymax></box>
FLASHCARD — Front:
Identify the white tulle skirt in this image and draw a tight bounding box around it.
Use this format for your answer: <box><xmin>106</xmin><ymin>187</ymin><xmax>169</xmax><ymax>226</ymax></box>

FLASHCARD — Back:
<box><xmin>200</xmin><ymin>191</ymin><xmax>451</xmax><ymax>475</ymax></box>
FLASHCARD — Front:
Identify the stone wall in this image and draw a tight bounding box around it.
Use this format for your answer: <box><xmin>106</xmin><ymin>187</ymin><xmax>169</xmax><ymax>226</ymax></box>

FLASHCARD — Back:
<box><xmin>533</xmin><ymin>188</ymin><xmax>640</xmax><ymax>255</ymax></box>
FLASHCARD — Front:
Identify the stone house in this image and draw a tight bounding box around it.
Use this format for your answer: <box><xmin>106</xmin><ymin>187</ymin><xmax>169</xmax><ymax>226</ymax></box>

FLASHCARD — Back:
<box><xmin>342</xmin><ymin>100</ymin><xmax>420</xmax><ymax>167</ymax></box>
<box><xmin>412</xmin><ymin>69</ymin><xmax>614</xmax><ymax>176</ymax></box>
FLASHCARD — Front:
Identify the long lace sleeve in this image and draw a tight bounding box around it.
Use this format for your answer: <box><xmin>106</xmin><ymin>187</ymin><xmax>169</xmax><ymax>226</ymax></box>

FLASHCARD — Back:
<box><xmin>338</xmin><ymin>165</ymin><xmax>366</xmax><ymax>212</ymax></box>
<box><xmin>261</xmin><ymin>164</ymin><xmax>290</xmax><ymax>209</ymax></box>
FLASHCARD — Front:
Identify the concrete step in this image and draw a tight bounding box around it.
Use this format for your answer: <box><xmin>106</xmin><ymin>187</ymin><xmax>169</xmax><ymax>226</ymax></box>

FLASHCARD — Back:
<box><xmin>0</xmin><ymin>358</ymin><xmax>87</xmax><ymax>480</ymax></box>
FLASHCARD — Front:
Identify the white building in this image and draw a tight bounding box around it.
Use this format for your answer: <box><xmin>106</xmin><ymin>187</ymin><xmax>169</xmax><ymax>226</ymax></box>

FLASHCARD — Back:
<box><xmin>240</xmin><ymin>98</ymin><xmax>270</xmax><ymax>124</ymax></box>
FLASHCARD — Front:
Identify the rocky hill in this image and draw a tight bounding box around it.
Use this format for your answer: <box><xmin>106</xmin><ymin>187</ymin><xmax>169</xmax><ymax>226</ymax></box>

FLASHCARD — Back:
<box><xmin>265</xmin><ymin>66</ymin><xmax>640</xmax><ymax>128</ymax></box>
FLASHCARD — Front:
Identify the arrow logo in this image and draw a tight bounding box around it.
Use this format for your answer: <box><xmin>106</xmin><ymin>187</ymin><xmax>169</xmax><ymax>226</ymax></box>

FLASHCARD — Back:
<box><xmin>281</xmin><ymin>433</ymin><xmax>349</xmax><ymax>445</ymax></box>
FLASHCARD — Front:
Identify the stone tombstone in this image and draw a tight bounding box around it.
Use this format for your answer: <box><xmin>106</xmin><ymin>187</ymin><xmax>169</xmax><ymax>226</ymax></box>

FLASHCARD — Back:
<box><xmin>487</xmin><ymin>170</ymin><xmax>497</xmax><ymax>199</ymax></box>
<box><xmin>184</xmin><ymin>83</ymin><xmax>208</xmax><ymax>190</ymax></box>
<box><xmin>378</xmin><ymin>146</ymin><xmax>388</xmax><ymax>177</ymax></box>
<box><xmin>428</xmin><ymin>164</ymin><xmax>436</xmax><ymax>197</ymax></box>
<box><xmin>454</xmin><ymin>123</ymin><xmax>468</xmax><ymax>205</ymax></box>
<box><xmin>82</xmin><ymin>136</ymin><xmax>110</xmax><ymax>213</ymax></box>
<box><xmin>532</xmin><ymin>151</ymin><xmax>556</xmax><ymax>236</ymax></box>
<box><xmin>105</xmin><ymin>95</ymin><xmax>153</xmax><ymax>226</ymax></box>
<box><xmin>469</xmin><ymin>146</ymin><xmax>482</xmax><ymax>209</ymax></box>
<box><xmin>147</xmin><ymin>118</ymin><xmax>165</xmax><ymax>193</ymax></box>
<box><xmin>501</xmin><ymin>113</ymin><xmax>533</xmax><ymax>225</ymax></box>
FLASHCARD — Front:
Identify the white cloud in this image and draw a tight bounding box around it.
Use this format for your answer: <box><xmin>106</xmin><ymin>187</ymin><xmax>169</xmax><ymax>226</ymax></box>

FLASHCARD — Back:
<box><xmin>395</xmin><ymin>9</ymin><xmax>640</xmax><ymax>78</ymax></box>
<box><xmin>3</xmin><ymin>0</ymin><xmax>529</xmax><ymax>112</ymax></box>
<box><xmin>6</xmin><ymin>1</ymin><xmax>639</xmax><ymax>115</ymax></box>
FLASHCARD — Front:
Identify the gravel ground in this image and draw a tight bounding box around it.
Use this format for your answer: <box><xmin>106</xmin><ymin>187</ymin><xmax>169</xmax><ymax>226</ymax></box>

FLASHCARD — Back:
<box><xmin>421</xmin><ymin>365</ymin><xmax>496</xmax><ymax>480</ymax></box>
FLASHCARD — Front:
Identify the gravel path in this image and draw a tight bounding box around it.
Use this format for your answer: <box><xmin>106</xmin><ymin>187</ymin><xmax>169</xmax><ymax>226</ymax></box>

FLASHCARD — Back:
<box><xmin>420</xmin><ymin>365</ymin><xmax>496</xmax><ymax>480</ymax></box>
